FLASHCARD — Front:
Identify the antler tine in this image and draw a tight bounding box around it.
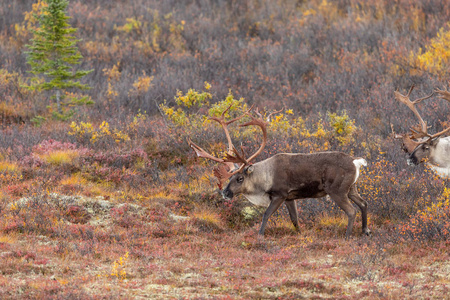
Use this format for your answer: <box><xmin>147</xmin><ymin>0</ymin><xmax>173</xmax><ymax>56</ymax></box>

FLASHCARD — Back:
<box><xmin>254</xmin><ymin>107</ymin><xmax>263</xmax><ymax>118</ymax></box>
<box><xmin>429</xmin><ymin>126</ymin><xmax>450</xmax><ymax>139</ymax></box>
<box><xmin>428</xmin><ymin>88</ymin><xmax>450</xmax><ymax>139</ymax></box>
<box><xmin>391</xmin><ymin>124</ymin><xmax>404</xmax><ymax>139</ymax></box>
<box><xmin>390</xmin><ymin>124</ymin><xmax>423</xmax><ymax>153</ymax></box>
<box><xmin>187</xmin><ymin>138</ymin><xmax>225</xmax><ymax>163</ymax></box>
<box><xmin>412</xmin><ymin>92</ymin><xmax>434</xmax><ymax>105</ymax></box>
<box><xmin>266</xmin><ymin>107</ymin><xmax>284</xmax><ymax>122</ymax></box>
<box><xmin>224</xmin><ymin>104</ymin><xmax>254</xmax><ymax>125</ymax></box>
<box><xmin>238</xmin><ymin>109</ymin><xmax>268</xmax><ymax>163</ymax></box>
<box><xmin>394</xmin><ymin>86</ymin><xmax>433</xmax><ymax>136</ymax></box>
<box><xmin>435</xmin><ymin>88</ymin><xmax>450</xmax><ymax>102</ymax></box>
<box><xmin>220</xmin><ymin>102</ymin><xmax>233</xmax><ymax>118</ymax></box>
<box><xmin>224</xmin><ymin>145</ymin><xmax>250</xmax><ymax>165</ymax></box>
<box><xmin>405</xmin><ymin>84</ymin><xmax>415</xmax><ymax>97</ymax></box>
<box><xmin>409</xmin><ymin>126</ymin><xmax>429</xmax><ymax>139</ymax></box>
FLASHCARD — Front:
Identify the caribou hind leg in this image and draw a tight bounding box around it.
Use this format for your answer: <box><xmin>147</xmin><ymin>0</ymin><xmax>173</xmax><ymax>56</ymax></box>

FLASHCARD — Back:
<box><xmin>348</xmin><ymin>184</ymin><xmax>371</xmax><ymax>236</ymax></box>
<box><xmin>285</xmin><ymin>200</ymin><xmax>300</xmax><ymax>231</ymax></box>
<box><xmin>327</xmin><ymin>192</ymin><xmax>357</xmax><ymax>238</ymax></box>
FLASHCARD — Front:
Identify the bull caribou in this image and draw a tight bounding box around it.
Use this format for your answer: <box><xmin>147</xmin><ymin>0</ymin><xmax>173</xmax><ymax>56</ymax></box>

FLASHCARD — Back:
<box><xmin>393</xmin><ymin>86</ymin><xmax>450</xmax><ymax>178</ymax></box>
<box><xmin>188</xmin><ymin>106</ymin><xmax>370</xmax><ymax>238</ymax></box>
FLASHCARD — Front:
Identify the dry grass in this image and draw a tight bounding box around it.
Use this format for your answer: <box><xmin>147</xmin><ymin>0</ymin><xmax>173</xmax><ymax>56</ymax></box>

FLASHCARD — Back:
<box><xmin>39</xmin><ymin>149</ymin><xmax>80</xmax><ymax>166</ymax></box>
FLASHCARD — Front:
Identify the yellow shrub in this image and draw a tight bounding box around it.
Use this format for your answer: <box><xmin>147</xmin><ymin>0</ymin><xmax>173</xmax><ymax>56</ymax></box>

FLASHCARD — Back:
<box><xmin>0</xmin><ymin>161</ymin><xmax>20</xmax><ymax>174</ymax></box>
<box><xmin>115</xmin><ymin>17</ymin><xmax>142</xmax><ymax>34</ymax></box>
<box><xmin>11</xmin><ymin>0</ymin><xmax>47</xmax><ymax>48</ymax></box>
<box><xmin>328</xmin><ymin>111</ymin><xmax>356</xmax><ymax>145</ymax></box>
<box><xmin>109</xmin><ymin>252</ymin><xmax>129</xmax><ymax>281</ymax></box>
<box><xmin>160</xmin><ymin>82</ymin><xmax>248</xmax><ymax>130</ymax></box>
<box><xmin>410</xmin><ymin>24</ymin><xmax>450</xmax><ymax>76</ymax></box>
<box><xmin>130</xmin><ymin>72</ymin><xmax>153</xmax><ymax>96</ymax></box>
<box><xmin>69</xmin><ymin>120</ymin><xmax>131</xmax><ymax>144</ymax></box>
<box><xmin>103</xmin><ymin>62</ymin><xmax>121</xmax><ymax>82</ymax></box>
<box><xmin>162</xmin><ymin>84</ymin><xmax>359</xmax><ymax>154</ymax></box>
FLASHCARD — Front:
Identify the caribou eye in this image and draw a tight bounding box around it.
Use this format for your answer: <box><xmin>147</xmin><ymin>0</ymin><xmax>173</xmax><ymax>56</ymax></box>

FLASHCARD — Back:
<box><xmin>237</xmin><ymin>176</ymin><xmax>244</xmax><ymax>183</ymax></box>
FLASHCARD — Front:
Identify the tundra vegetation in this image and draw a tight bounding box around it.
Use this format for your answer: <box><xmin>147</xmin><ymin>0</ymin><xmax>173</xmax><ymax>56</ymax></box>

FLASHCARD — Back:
<box><xmin>0</xmin><ymin>0</ymin><xmax>450</xmax><ymax>298</ymax></box>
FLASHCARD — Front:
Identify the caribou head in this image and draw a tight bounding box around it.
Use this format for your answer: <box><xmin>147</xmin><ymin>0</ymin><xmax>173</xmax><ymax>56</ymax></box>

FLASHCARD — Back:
<box><xmin>393</xmin><ymin>85</ymin><xmax>450</xmax><ymax>177</ymax></box>
<box><xmin>187</xmin><ymin>105</ymin><xmax>276</xmax><ymax>191</ymax></box>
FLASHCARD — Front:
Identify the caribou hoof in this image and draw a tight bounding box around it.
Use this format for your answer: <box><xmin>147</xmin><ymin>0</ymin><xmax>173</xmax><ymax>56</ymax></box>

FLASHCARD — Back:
<box><xmin>362</xmin><ymin>229</ymin><xmax>372</xmax><ymax>237</ymax></box>
<box><xmin>256</xmin><ymin>234</ymin><xmax>265</xmax><ymax>243</ymax></box>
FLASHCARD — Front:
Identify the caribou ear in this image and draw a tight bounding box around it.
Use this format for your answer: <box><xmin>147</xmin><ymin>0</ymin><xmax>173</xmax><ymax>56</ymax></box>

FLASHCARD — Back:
<box><xmin>430</xmin><ymin>136</ymin><xmax>441</xmax><ymax>146</ymax></box>
<box><xmin>245</xmin><ymin>165</ymin><xmax>254</xmax><ymax>175</ymax></box>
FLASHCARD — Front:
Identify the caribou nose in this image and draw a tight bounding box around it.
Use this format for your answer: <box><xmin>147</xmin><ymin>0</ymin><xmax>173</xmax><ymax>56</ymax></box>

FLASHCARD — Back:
<box><xmin>222</xmin><ymin>189</ymin><xmax>233</xmax><ymax>200</ymax></box>
<box><xmin>407</xmin><ymin>158</ymin><xmax>416</xmax><ymax>166</ymax></box>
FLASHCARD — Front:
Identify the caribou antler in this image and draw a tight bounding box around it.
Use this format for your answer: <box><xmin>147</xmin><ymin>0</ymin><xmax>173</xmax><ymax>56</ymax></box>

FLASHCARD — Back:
<box><xmin>238</xmin><ymin>108</ymin><xmax>268</xmax><ymax>163</ymax></box>
<box><xmin>430</xmin><ymin>88</ymin><xmax>450</xmax><ymax>139</ymax></box>
<box><xmin>187</xmin><ymin>104</ymin><xmax>253</xmax><ymax>188</ymax></box>
<box><xmin>188</xmin><ymin>104</ymin><xmax>252</xmax><ymax>159</ymax></box>
<box><xmin>435</xmin><ymin>88</ymin><xmax>450</xmax><ymax>102</ymax></box>
<box><xmin>393</xmin><ymin>85</ymin><xmax>450</xmax><ymax>152</ymax></box>
<box><xmin>188</xmin><ymin>105</ymin><xmax>278</xmax><ymax>189</ymax></box>
<box><xmin>265</xmin><ymin>107</ymin><xmax>284</xmax><ymax>122</ymax></box>
<box><xmin>394</xmin><ymin>85</ymin><xmax>434</xmax><ymax>138</ymax></box>
<box><xmin>390</xmin><ymin>124</ymin><xmax>422</xmax><ymax>153</ymax></box>
<box><xmin>187</xmin><ymin>104</ymin><xmax>251</xmax><ymax>188</ymax></box>
<box><xmin>208</xmin><ymin>104</ymin><xmax>253</xmax><ymax>155</ymax></box>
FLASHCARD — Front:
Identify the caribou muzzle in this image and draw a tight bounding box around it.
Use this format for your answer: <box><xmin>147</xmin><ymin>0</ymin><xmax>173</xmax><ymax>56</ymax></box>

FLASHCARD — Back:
<box><xmin>407</xmin><ymin>146</ymin><xmax>421</xmax><ymax>166</ymax></box>
<box><xmin>222</xmin><ymin>188</ymin><xmax>233</xmax><ymax>200</ymax></box>
<box><xmin>407</xmin><ymin>157</ymin><xmax>418</xmax><ymax>166</ymax></box>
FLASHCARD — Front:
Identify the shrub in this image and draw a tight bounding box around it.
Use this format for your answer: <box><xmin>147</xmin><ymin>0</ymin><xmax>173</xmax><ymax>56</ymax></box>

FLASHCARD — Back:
<box><xmin>409</xmin><ymin>24</ymin><xmax>450</xmax><ymax>77</ymax></box>
<box><xmin>68</xmin><ymin>112</ymin><xmax>147</xmax><ymax>146</ymax></box>
<box><xmin>398</xmin><ymin>187</ymin><xmax>450</xmax><ymax>241</ymax></box>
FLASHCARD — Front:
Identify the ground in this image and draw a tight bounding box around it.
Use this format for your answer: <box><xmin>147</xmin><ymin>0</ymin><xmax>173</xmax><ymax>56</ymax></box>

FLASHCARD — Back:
<box><xmin>1</xmin><ymin>194</ymin><xmax>449</xmax><ymax>299</ymax></box>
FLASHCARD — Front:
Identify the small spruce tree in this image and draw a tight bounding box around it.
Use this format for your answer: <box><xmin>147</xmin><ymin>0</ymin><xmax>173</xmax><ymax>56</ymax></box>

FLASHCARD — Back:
<box><xmin>26</xmin><ymin>0</ymin><xmax>93</xmax><ymax>118</ymax></box>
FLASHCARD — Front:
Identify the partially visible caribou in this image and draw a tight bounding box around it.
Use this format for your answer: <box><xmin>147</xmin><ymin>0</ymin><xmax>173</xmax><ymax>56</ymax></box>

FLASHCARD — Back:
<box><xmin>188</xmin><ymin>106</ymin><xmax>370</xmax><ymax>238</ymax></box>
<box><xmin>393</xmin><ymin>86</ymin><xmax>450</xmax><ymax>178</ymax></box>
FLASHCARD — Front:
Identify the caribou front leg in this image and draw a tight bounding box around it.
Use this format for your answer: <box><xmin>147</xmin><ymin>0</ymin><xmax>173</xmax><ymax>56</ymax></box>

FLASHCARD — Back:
<box><xmin>258</xmin><ymin>194</ymin><xmax>286</xmax><ymax>238</ymax></box>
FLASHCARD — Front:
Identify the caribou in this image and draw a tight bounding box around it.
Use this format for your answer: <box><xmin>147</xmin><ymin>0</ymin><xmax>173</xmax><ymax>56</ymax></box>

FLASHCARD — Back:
<box><xmin>393</xmin><ymin>86</ymin><xmax>450</xmax><ymax>178</ymax></box>
<box><xmin>188</xmin><ymin>106</ymin><xmax>370</xmax><ymax>238</ymax></box>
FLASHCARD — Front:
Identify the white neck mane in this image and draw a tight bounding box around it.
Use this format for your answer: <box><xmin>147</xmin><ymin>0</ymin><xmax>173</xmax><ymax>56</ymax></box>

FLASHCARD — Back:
<box><xmin>428</xmin><ymin>163</ymin><xmax>450</xmax><ymax>179</ymax></box>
